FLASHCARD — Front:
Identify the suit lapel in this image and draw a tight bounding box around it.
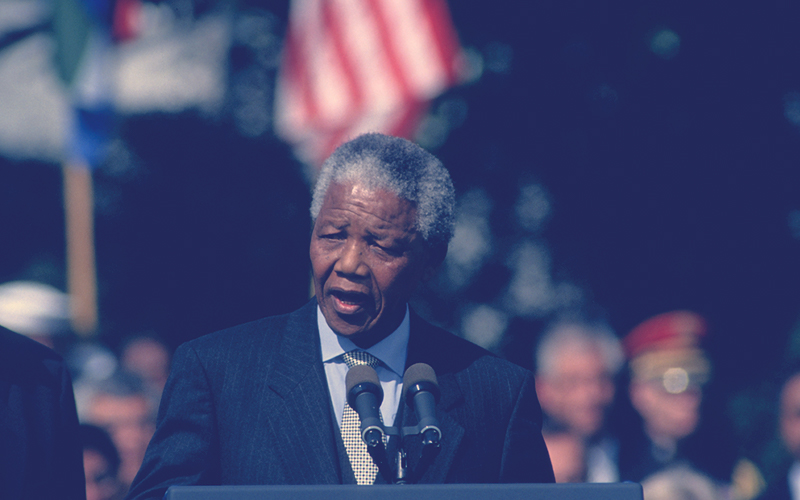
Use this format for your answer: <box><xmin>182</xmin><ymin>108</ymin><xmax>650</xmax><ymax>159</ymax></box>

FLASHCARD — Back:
<box><xmin>403</xmin><ymin>312</ymin><xmax>466</xmax><ymax>483</ymax></box>
<box><xmin>265</xmin><ymin>300</ymin><xmax>342</xmax><ymax>484</ymax></box>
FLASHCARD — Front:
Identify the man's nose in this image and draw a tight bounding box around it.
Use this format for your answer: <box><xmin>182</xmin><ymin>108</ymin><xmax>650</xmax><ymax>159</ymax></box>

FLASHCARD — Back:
<box><xmin>336</xmin><ymin>240</ymin><xmax>367</xmax><ymax>276</ymax></box>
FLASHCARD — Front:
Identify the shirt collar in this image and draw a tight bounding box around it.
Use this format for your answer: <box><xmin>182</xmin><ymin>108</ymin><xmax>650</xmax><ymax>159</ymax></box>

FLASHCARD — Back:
<box><xmin>317</xmin><ymin>305</ymin><xmax>409</xmax><ymax>377</ymax></box>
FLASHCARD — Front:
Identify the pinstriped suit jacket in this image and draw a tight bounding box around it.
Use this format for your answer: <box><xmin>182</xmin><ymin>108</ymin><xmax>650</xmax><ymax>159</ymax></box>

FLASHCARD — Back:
<box><xmin>125</xmin><ymin>299</ymin><xmax>554</xmax><ymax>499</ymax></box>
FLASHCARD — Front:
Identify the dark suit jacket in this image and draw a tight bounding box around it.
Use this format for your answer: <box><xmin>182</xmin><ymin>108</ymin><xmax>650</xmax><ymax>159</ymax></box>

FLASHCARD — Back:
<box><xmin>126</xmin><ymin>300</ymin><xmax>554</xmax><ymax>499</ymax></box>
<box><xmin>0</xmin><ymin>327</ymin><xmax>85</xmax><ymax>500</ymax></box>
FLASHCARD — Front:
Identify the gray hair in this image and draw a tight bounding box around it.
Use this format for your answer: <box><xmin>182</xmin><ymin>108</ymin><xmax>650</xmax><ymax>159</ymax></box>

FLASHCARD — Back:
<box><xmin>535</xmin><ymin>319</ymin><xmax>624</xmax><ymax>378</ymax></box>
<box><xmin>310</xmin><ymin>133</ymin><xmax>456</xmax><ymax>249</ymax></box>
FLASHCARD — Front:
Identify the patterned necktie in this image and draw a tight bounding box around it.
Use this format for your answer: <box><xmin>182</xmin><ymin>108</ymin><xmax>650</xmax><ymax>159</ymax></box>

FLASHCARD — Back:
<box><xmin>341</xmin><ymin>351</ymin><xmax>382</xmax><ymax>485</ymax></box>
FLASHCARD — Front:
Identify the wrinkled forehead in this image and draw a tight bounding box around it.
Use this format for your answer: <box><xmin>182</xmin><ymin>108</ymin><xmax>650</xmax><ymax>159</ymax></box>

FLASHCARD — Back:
<box><xmin>552</xmin><ymin>347</ymin><xmax>609</xmax><ymax>376</ymax></box>
<box><xmin>325</xmin><ymin>177</ymin><xmax>417</xmax><ymax>216</ymax></box>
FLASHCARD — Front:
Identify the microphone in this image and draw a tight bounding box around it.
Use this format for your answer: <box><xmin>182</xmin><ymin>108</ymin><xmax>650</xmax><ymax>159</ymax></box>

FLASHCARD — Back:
<box><xmin>346</xmin><ymin>364</ymin><xmax>385</xmax><ymax>448</ymax></box>
<box><xmin>403</xmin><ymin>363</ymin><xmax>441</xmax><ymax>446</ymax></box>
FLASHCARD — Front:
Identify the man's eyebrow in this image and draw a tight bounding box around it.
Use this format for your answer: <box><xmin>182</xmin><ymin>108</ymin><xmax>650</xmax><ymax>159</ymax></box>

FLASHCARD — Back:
<box><xmin>367</xmin><ymin>230</ymin><xmax>411</xmax><ymax>245</ymax></box>
<box><xmin>366</xmin><ymin>231</ymin><xmax>390</xmax><ymax>242</ymax></box>
<box><xmin>319</xmin><ymin>218</ymin><xmax>348</xmax><ymax>229</ymax></box>
<box><xmin>365</xmin><ymin>225</ymin><xmax>398</xmax><ymax>237</ymax></box>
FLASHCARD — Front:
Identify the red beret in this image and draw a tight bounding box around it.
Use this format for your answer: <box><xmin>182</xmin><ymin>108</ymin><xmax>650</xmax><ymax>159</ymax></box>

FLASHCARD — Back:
<box><xmin>623</xmin><ymin>311</ymin><xmax>707</xmax><ymax>360</ymax></box>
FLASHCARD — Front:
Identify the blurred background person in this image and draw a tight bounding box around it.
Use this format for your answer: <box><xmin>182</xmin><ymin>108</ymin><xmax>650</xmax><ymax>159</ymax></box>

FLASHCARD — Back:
<box><xmin>118</xmin><ymin>331</ymin><xmax>172</xmax><ymax>402</ymax></box>
<box><xmin>0</xmin><ymin>323</ymin><xmax>85</xmax><ymax>499</ymax></box>
<box><xmin>82</xmin><ymin>423</ymin><xmax>124</xmax><ymax>500</ymax></box>
<box><xmin>619</xmin><ymin>310</ymin><xmax>712</xmax><ymax>482</ymax></box>
<box><xmin>617</xmin><ymin>310</ymin><xmax>757</xmax><ymax>499</ymax></box>
<box><xmin>641</xmin><ymin>465</ymin><xmax>725</xmax><ymax>500</ymax></box>
<box><xmin>78</xmin><ymin>370</ymin><xmax>156</xmax><ymax>491</ymax></box>
<box><xmin>534</xmin><ymin>318</ymin><xmax>624</xmax><ymax>482</ymax></box>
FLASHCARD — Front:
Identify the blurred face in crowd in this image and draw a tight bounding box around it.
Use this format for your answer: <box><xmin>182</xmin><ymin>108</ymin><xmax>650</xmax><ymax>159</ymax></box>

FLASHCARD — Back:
<box><xmin>83</xmin><ymin>448</ymin><xmax>121</xmax><ymax>500</ymax></box>
<box><xmin>780</xmin><ymin>373</ymin><xmax>800</xmax><ymax>459</ymax></box>
<box><xmin>630</xmin><ymin>380</ymin><xmax>701</xmax><ymax>444</ymax></box>
<box><xmin>310</xmin><ymin>181</ymin><xmax>438</xmax><ymax>348</ymax></box>
<box><xmin>121</xmin><ymin>337</ymin><xmax>171</xmax><ymax>394</ymax></box>
<box><xmin>536</xmin><ymin>345</ymin><xmax>616</xmax><ymax>438</ymax></box>
<box><xmin>88</xmin><ymin>393</ymin><xmax>155</xmax><ymax>487</ymax></box>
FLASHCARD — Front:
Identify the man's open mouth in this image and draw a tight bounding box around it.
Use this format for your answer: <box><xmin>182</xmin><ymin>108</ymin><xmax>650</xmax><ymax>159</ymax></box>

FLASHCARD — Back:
<box><xmin>330</xmin><ymin>290</ymin><xmax>369</xmax><ymax>314</ymax></box>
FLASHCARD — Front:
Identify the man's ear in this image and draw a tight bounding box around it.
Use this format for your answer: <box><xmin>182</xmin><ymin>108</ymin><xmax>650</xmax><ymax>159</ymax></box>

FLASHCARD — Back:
<box><xmin>422</xmin><ymin>243</ymin><xmax>447</xmax><ymax>282</ymax></box>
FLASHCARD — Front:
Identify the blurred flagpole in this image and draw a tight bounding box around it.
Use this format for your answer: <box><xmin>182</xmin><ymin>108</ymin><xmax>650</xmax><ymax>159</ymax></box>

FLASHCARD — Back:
<box><xmin>63</xmin><ymin>161</ymin><xmax>98</xmax><ymax>335</ymax></box>
<box><xmin>54</xmin><ymin>0</ymin><xmax>140</xmax><ymax>336</ymax></box>
<box><xmin>274</xmin><ymin>0</ymin><xmax>465</xmax><ymax>172</ymax></box>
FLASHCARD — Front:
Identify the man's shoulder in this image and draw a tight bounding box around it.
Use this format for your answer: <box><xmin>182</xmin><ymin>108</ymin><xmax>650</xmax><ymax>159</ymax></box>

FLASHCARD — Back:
<box><xmin>0</xmin><ymin>326</ymin><xmax>68</xmax><ymax>382</ymax></box>
<box><xmin>180</xmin><ymin>299</ymin><xmax>317</xmax><ymax>354</ymax></box>
<box><xmin>0</xmin><ymin>326</ymin><xmax>61</xmax><ymax>360</ymax></box>
<box><xmin>410</xmin><ymin>311</ymin><xmax>531</xmax><ymax>381</ymax></box>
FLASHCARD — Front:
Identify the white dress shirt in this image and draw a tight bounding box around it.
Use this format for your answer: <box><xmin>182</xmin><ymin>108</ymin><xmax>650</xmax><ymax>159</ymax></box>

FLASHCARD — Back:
<box><xmin>789</xmin><ymin>461</ymin><xmax>800</xmax><ymax>500</ymax></box>
<box><xmin>585</xmin><ymin>436</ymin><xmax>620</xmax><ymax>483</ymax></box>
<box><xmin>317</xmin><ymin>305</ymin><xmax>409</xmax><ymax>428</ymax></box>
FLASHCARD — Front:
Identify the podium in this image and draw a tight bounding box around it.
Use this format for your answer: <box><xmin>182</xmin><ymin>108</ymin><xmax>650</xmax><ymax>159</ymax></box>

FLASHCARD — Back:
<box><xmin>164</xmin><ymin>483</ymin><xmax>643</xmax><ymax>500</ymax></box>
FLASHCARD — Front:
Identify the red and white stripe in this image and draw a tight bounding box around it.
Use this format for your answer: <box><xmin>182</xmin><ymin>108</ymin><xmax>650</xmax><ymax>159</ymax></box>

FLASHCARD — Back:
<box><xmin>274</xmin><ymin>0</ymin><xmax>463</xmax><ymax>168</ymax></box>
<box><xmin>112</xmin><ymin>0</ymin><xmax>142</xmax><ymax>42</ymax></box>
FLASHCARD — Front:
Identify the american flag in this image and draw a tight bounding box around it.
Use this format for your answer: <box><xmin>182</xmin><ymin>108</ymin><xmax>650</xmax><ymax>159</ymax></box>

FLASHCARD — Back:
<box><xmin>274</xmin><ymin>0</ymin><xmax>464</xmax><ymax>168</ymax></box>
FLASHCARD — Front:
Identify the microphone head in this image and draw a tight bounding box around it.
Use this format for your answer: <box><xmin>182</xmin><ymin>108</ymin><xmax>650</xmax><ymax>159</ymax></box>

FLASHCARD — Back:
<box><xmin>346</xmin><ymin>364</ymin><xmax>383</xmax><ymax>405</ymax></box>
<box><xmin>403</xmin><ymin>363</ymin><xmax>440</xmax><ymax>403</ymax></box>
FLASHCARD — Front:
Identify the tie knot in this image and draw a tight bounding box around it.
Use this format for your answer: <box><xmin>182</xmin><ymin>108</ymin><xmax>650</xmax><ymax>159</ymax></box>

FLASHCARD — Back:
<box><xmin>342</xmin><ymin>351</ymin><xmax>380</xmax><ymax>369</ymax></box>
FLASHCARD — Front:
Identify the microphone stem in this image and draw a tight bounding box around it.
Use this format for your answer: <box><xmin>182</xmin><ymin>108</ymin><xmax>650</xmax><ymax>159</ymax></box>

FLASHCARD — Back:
<box><xmin>394</xmin><ymin>448</ymin><xmax>408</xmax><ymax>484</ymax></box>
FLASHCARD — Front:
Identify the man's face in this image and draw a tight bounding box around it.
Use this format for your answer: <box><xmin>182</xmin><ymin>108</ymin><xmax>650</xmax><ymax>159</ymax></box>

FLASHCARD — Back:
<box><xmin>88</xmin><ymin>394</ymin><xmax>154</xmax><ymax>486</ymax></box>
<box><xmin>310</xmin><ymin>181</ymin><xmax>436</xmax><ymax>347</ymax></box>
<box><xmin>630</xmin><ymin>380</ymin><xmax>701</xmax><ymax>442</ymax></box>
<box><xmin>84</xmin><ymin>449</ymin><xmax>120</xmax><ymax>500</ymax></box>
<box><xmin>780</xmin><ymin>374</ymin><xmax>800</xmax><ymax>459</ymax></box>
<box><xmin>536</xmin><ymin>346</ymin><xmax>616</xmax><ymax>438</ymax></box>
<box><xmin>121</xmin><ymin>339</ymin><xmax>171</xmax><ymax>392</ymax></box>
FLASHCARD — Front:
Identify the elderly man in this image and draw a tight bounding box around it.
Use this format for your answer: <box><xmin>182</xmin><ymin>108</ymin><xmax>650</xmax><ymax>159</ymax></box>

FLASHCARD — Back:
<box><xmin>125</xmin><ymin>133</ymin><xmax>554</xmax><ymax>499</ymax></box>
<box><xmin>616</xmin><ymin>310</ymin><xmax>744</xmax><ymax>491</ymax></box>
<box><xmin>617</xmin><ymin>311</ymin><xmax>711</xmax><ymax>482</ymax></box>
<box><xmin>534</xmin><ymin>319</ymin><xmax>624</xmax><ymax>482</ymax></box>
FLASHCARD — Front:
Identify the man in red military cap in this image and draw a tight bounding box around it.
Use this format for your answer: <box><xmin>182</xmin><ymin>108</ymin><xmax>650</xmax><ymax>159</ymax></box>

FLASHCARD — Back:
<box><xmin>618</xmin><ymin>311</ymin><xmax>765</xmax><ymax>499</ymax></box>
<box><xmin>617</xmin><ymin>311</ymin><xmax>718</xmax><ymax>483</ymax></box>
